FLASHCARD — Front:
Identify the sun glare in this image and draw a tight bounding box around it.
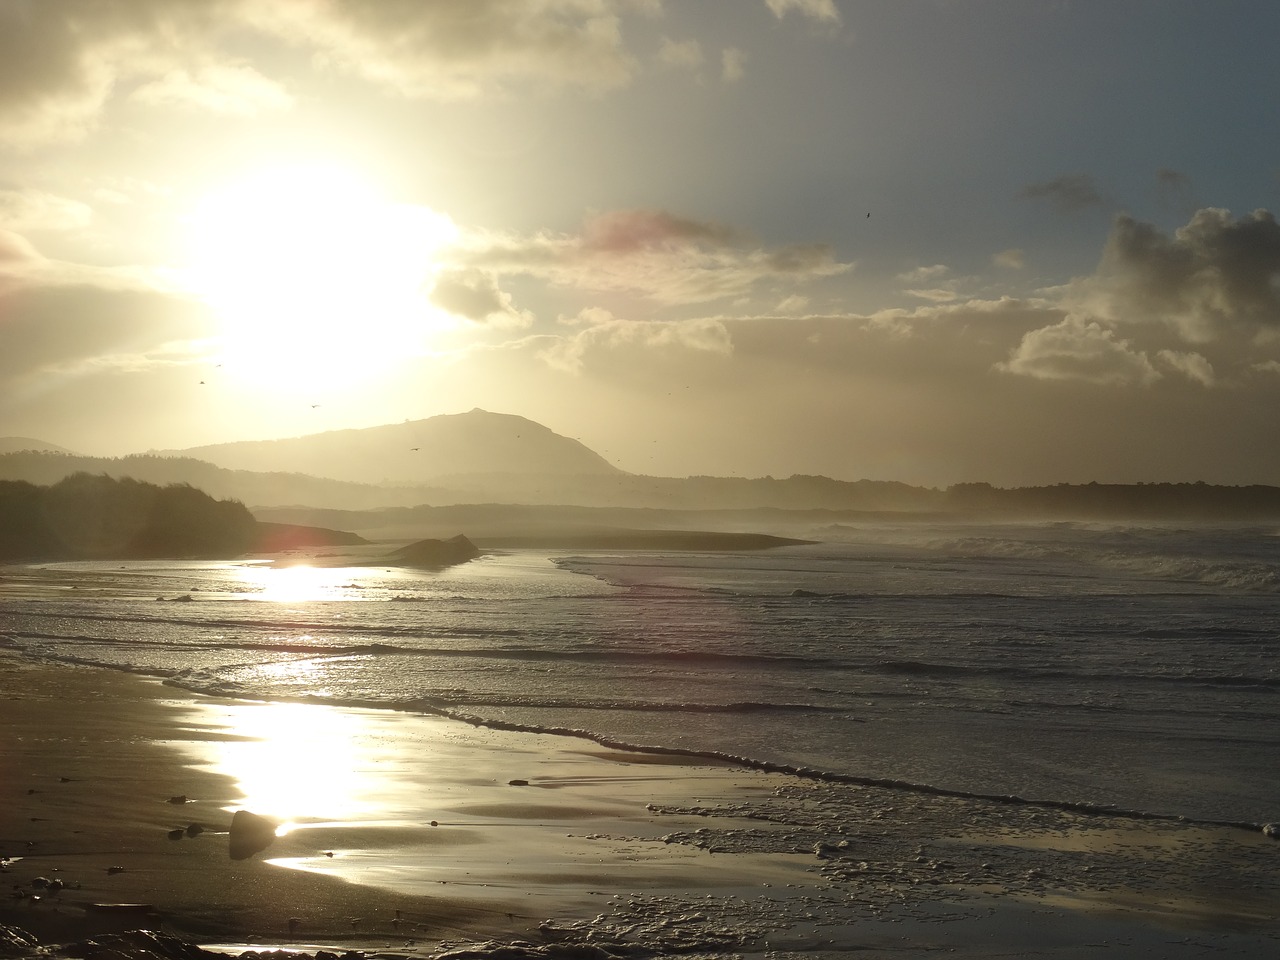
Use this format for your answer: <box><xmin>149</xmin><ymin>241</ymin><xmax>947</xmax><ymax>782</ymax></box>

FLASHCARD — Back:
<box><xmin>238</xmin><ymin>563</ymin><xmax>368</xmax><ymax>603</ymax></box>
<box><xmin>184</xmin><ymin>163</ymin><xmax>457</xmax><ymax>388</ymax></box>
<box><xmin>207</xmin><ymin>701</ymin><xmax>381</xmax><ymax>823</ymax></box>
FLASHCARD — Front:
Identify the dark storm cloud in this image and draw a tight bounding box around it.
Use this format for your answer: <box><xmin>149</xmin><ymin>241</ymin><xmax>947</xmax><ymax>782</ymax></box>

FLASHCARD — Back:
<box><xmin>0</xmin><ymin>0</ymin><xmax>257</xmax><ymax>142</ymax></box>
<box><xmin>1020</xmin><ymin>174</ymin><xmax>1105</xmax><ymax>213</ymax></box>
<box><xmin>996</xmin><ymin>209</ymin><xmax>1280</xmax><ymax>387</ymax></box>
<box><xmin>1098</xmin><ymin>207</ymin><xmax>1280</xmax><ymax>340</ymax></box>
<box><xmin>0</xmin><ymin>283</ymin><xmax>213</xmax><ymax>379</ymax></box>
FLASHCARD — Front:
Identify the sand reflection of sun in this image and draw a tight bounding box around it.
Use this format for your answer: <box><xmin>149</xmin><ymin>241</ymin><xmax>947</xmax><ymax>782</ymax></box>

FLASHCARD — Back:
<box><xmin>208</xmin><ymin>701</ymin><xmax>381</xmax><ymax>825</ymax></box>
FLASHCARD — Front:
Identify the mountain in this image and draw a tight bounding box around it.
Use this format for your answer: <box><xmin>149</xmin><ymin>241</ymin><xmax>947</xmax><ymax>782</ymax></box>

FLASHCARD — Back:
<box><xmin>0</xmin><ymin>449</ymin><xmax>941</xmax><ymax>515</ymax></box>
<box><xmin>153</xmin><ymin>409</ymin><xmax>620</xmax><ymax>485</ymax></box>
<box><xmin>0</xmin><ymin>437</ymin><xmax>76</xmax><ymax>455</ymax></box>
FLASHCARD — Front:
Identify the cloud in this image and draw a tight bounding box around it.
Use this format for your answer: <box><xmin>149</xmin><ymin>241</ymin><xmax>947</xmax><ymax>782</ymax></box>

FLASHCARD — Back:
<box><xmin>0</xmin><ymin>222</ymin><xmax>172</xmax><ymax>294</ymax></box>
<box><xmin>130</xmin><ymin>63</ymin><xmax>294</xmax><ymax>115</ymax></box>
<box><xmin>995</xmin><ymin>208</ymin><xmax>1280</xmax><ymax>387</ymax></box>
<box><xmin>537</xmin><ymin>309</ymin><xmax>731</xmax><ymax>373</ymax></box>
<box><xmin>0</xmin><ymin>189</ymin><xmax>93</xmax><ymax>232</ymax></box>
<box><xmin>457</xmin><ymin>208</ymin><xmax>852</xmax><ymax>305</ymax></box>
<box><xmin>775</xmin><ymin>294</ymin><xmax>809</xmax><ymax>313</ymax></box>
<box><xmin>583</xmin><ymin>208</ymin><xmax>741</xmax><ymax>252</ymax></box>
<box><xmin>1156</xmin><ymin>167</ymin><xmax>1191</xmax><ymax>190</ymax></box>
<box><xmin>766</xmin><ymin>0</ymin><xmax>842</xmax><ymax>23</ymax></box>
<box><xmin>657</xmin><ymin>37</ymin><xmax>703</xmax><ymax>72</ymax></box>
<box><xmin>0</xmin><ymin>0</ymin><xmax>642</xmax><ymax>143</ymax></box>
<box><xmin>0</xmin><ymin>229</ymin><xmax>45</xmax><ymax>269</ymax></box>
<box><xmin>1091</xmin><ymin>207</ymin><xmax>1280</xmax><ymax>342</ymax></box>
<box><xmin>1157</xmin><ymin>349</ymin><xmax>1214</xmax><ymax>386</ymax></box>
<box><xmin>0</xmin><ymin>283</ymin><xmax>214</xmax><ymax>385</ymax></box>
<box><xmin>1020</xmin><ymin>174</ymin><xmax>1105</xmax><ymax>213</ymax></box>
<box><xmin>0</xmin><ymin>1</ymin><xmax>120</xmax><ymax>143</ymax></box>
<box><xmin>429</xmin><ymin>268</ymin><xmax>534</xmax><ymax>329</ymax></box>
<box><xmin>993</xmin><ymin>248</ymin><xmax>1024</xmax><ymax>270</ymax></box>
<box><xmin>906</xmin><ymin>288</ymin><xmax>958</xmax><ymax>303</ymax></box>
<box><xmin>243</xmin><ymin>0</ymin><xmax>638</xmax><ymax>100</ymax></box>
<box><xmin>997</xmin><ymin>316</ymin><xmax>1160</xmax><ymax>386</ymax></box>
<box><xmin>0</xmin><ymin>1</ymin><xmax>846</xmax><ymax>143</ymax></box>
<box><xmin>896</xmin><ymin>264</ymin><xmax>949</xmax><ymax>283</ymax></box>
<box><xmin>721</xmin><ymin>47</ymin><xmax>746</xmax><ymax>83</ymax></box>
<box><xmin>897</xmin><ymin>264</ymin><xmax>962</xmax><ymax>303</ymax></box>
<box><xmin>550</xmin><ymin>297</ymin><xmax>1065</xmax><ymax>386</ymax></box>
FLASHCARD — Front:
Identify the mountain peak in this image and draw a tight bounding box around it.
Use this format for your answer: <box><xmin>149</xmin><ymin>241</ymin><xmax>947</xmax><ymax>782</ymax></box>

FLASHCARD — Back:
<box><xmin>157</xmin><ymin>411</ymin><xmax>621</xmax><ymax>485</ymax></box>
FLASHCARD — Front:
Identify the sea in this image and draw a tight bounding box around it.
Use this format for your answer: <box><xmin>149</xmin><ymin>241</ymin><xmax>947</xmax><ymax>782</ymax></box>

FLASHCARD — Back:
<box><xmin>2</xmin><ymin>519</ymin><xmax>1277</xmax><ymax>831</ymax></box>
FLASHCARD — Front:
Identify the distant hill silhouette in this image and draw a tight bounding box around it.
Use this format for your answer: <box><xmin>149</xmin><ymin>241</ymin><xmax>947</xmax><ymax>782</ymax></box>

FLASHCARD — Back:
<box><xmin>153</xmin><ymin>409</ymin><xmax>620</xmax><ymax>485</ymax></box>
<box><xmin>0</xmin><ymin>449</ymin><xmax>942</xmax><ymax>513</ymax></box>
<box><xmin>0</xmin><ymin>474</ymin><xmax>258</xmax><ymax>561</ymax></box>
<box><xmin>0</xmin><ymin>451</ymin><xmax>451</xmax><ymax>512</ymax></box>
<box><xmin>5</xmin><ymin>414</ymin><xmax>1280</xmax><ymax>524</ymax></box>
<box><xmin>0</xmin><ymin>437</ymin><xmax>76</xmax><ymax>455</ymax></box>
<box><xmin>945</xmin><ymin>481</ymin><xmax>1280</xmax><ymax>520</ymax></box>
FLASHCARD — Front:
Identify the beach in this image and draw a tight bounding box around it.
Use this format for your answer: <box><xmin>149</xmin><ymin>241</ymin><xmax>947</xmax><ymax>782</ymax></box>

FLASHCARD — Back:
<box><xmin>3</xmin><ymin>650</ymin><xmax>1278</xmax><ymax>959</ymax></box>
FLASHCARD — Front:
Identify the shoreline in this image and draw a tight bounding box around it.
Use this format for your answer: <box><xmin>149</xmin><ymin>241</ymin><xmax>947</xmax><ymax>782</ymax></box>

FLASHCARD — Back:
<box><xmin>3</xmin><ymin>652</ymin><xmax>1279</xmax><ymax>958</ymax></box>
<box><xmin>0</xmin><ymin>653</ymin><xmax>813</xmax><ymax>953</ymax></box>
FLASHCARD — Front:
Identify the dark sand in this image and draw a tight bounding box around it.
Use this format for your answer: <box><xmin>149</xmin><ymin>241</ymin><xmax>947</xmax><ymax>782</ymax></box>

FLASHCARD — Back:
<box><xmin>2</xmin><ymin>652</ymin><xmax>1278</xmax><ymax>958</ymax></box>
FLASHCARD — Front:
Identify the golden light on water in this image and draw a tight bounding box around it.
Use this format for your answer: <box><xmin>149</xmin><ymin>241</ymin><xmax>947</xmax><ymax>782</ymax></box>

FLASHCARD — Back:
<box><xmin>206</xmin><ymin>700</ymin><xmax>384</xmax><ymax>825</ymax></box>
<box><xmin>239</xmin><ymin>564</ymin><xmax>364</xmax><ymax>603</ymax></box>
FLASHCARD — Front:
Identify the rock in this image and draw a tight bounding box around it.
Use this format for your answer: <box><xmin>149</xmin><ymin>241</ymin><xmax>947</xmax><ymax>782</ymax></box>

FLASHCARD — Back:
<box><xmin>0</xmin><ymin>925</ymin><xmax>40</xmax><ymax>959</ymax></box>
<box><xmin>229</xmin><ymin>810</ymin><xmax>280</xmax><ymax>860</ymax></box>
<box><xmin>185</xmin><ymin>823</ymin><xmax>203</xmax><ymax>837</ymax></box>
<box><xmin>384</xmin><ymin>535</ymin><xmax>480</xmax><ymax>570</ymax></box>
<box><xmin>61</xmin><ymin>930</ymin><xmax>208</xmax><ymax>960</ymax></box>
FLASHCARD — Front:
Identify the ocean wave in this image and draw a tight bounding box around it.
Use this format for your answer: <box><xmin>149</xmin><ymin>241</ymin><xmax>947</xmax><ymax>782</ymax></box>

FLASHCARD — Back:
<box><xmin>160</xmin><ymin>672</ymin><xmax>847</xmax><ymax>717</ymax></box>
<box><xmin>927</xmin><ymin>533</ymin><xmax>1280</xmax><ymax>593</ymax></box>
<box><xmin>149</xmin><ymin>674</ymin><xmax>1271</xmax><ymax>836</ymax></box>
<box><xmin>869</xmin><ymin>657</ymin><xmax>1280</xmax><ymax>689</ymax></box>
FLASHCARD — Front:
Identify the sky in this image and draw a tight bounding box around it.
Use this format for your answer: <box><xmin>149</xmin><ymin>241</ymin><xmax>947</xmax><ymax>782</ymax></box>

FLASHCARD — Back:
<box><xmin>2</xmin><ymin>0</ymin><xmax>1280</xmax><ymax>488</ymax></box>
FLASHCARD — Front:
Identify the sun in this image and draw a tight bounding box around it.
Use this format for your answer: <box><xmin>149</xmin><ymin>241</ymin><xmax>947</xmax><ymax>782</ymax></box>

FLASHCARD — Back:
<box><xmin>184</xmin><ymin>162</ymin><xmax>457</xmax><ymax>388</ymax></box>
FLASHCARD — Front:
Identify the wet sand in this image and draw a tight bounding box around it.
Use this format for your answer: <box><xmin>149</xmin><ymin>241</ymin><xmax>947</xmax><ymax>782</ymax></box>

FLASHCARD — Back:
<box><xmin>2</xmin><ymin>652</ymin><xmax>1278</xmax><ymax>958</ymax></box>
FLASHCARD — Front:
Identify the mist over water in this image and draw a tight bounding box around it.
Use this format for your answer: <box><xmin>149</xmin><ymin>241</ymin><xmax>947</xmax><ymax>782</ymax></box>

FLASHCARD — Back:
<box><xmin>2</xmin><ymin>522</ymin><xmax>1277</xmax><ymax>826</ymax></box>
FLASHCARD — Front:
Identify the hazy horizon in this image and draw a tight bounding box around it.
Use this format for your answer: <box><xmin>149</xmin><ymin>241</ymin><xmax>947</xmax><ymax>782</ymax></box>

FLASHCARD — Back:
<box><xmin>3</xmin><ymin>2</ymin><xmax>1280</xmax><ymax>488</ymax></box>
